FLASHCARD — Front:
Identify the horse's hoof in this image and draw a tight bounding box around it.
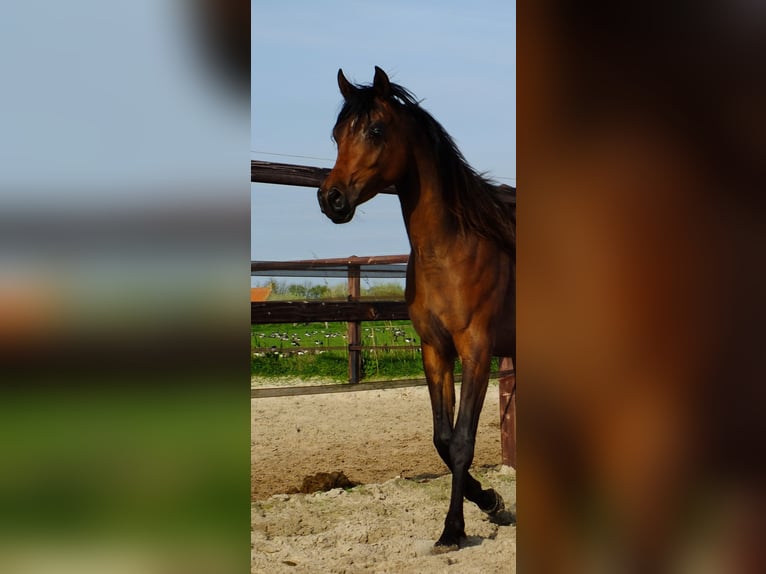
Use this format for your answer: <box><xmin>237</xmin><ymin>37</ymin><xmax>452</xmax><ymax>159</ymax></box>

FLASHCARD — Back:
<box><xmin>430</xmin><ymin>542</ymin><xmax>460</xmax><ymax>555</ymax></box>
<box><xmin>489</xmin><ymin>508</ymin><xmax>515</xmax><ymax>526</ymax></box>
<box><xmin>480</xmin><ymin>489</ymin><xmax>505</xmax><ymax>516</ymax></box>
<box><xmin>432</xmin><ymin>530</ymin><xmax>466</xmax><ymax>553</ymax></box>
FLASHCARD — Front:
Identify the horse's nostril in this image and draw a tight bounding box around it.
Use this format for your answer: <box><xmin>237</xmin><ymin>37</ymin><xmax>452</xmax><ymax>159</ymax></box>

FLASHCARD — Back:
<box><xmin>328</xmin><ymin>187</ymin><xmax>345</xmax><ymax>210</ymax></box>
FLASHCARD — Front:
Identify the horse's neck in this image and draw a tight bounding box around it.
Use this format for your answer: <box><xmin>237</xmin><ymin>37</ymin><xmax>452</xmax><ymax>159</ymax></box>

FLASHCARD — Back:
<box><xmin>397</xmin><ymin>156</ymin><xmax>456</xmax><ymax>259</ymax></box>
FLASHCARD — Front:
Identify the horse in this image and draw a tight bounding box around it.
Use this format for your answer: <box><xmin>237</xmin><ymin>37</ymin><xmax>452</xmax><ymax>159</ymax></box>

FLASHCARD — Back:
<box><xmin>317</xmin><ymin>66</ymin><xmax>515</xmax><ymax>550</ymax></box>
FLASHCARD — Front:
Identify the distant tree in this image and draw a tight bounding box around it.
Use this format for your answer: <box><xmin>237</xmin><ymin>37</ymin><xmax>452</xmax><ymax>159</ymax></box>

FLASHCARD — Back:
<box><xmin>258</xmin><ymin>279</ymin><xmax>289</xmax><ymax>295</ymax></box>
<box><xmin>255</xmin><ymin>280</ymin><xmax>342</xmax><ymax>299</ymax></box>
<box><xmin>308</xmin><ymin>285</ymin><xmax>330</xmax><ymax>299</ymax></box>
<box><xmin>287</xmin><ymin>283</ymin><xmax>307</xmax><ymax>298</ymax></box>
<box><xmin>329</xmin><ymin>283</ymin><xmax>347</xmax><ymax>298</ymax></box>
<box><xmin>363</xmin><ymin>282</ymin><xmax>405</xmax><ymax>298</ymax></box>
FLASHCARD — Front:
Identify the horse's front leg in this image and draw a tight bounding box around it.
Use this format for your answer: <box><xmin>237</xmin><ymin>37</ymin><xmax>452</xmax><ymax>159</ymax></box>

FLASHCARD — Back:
<box><xmin>433</xmin><ymin>336</ymin><xmax>498</xmax><ymax>549</ymax></box>
<box><xmin>422</xmin><ymin>343</ymin><xmax>457</xmax><ymax>475</ymax></box>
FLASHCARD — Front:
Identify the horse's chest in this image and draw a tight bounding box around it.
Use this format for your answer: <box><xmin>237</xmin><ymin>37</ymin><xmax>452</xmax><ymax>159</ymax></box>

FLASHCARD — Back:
<box><xmin>405</xmin><ymin>268</ymin><xmax>465</xmax><ymax>343</ymax></box>
<box><xmin>406</xmin><ymin>267</ymin><xmax>452</xmax><ymax>310</ymax></box>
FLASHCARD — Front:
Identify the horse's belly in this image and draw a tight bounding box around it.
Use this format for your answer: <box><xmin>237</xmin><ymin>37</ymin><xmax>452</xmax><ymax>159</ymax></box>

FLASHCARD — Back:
<box><xmin>406</xmin><ymin>254</ymin><xmax>514</xmax><ymax>356</ymax></box>
<box><xmin>407</xmin><ymin>289</ymin><xmax>515</xmax><ymax>358</ymax></box>
<box><xmin>492</xmin><ymin>296</ymin><xmax>515</xmax><ymax>357</ymax></box>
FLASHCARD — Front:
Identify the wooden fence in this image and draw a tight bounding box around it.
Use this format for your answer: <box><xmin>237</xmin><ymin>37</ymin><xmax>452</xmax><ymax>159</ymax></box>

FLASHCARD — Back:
<box><xmin>251</xmin><ymin>160</ymin><xmax>516</xmax><ymax>468</ymax></box>
<box><xmin>252</xmin><ymin>254</ymin><xmax>409</xmax><ymax>384</ymax></box>
<box><xmin>251</xmin><ymin>160</ymin><xmax>516</xmax><ymax>204</ymax></box>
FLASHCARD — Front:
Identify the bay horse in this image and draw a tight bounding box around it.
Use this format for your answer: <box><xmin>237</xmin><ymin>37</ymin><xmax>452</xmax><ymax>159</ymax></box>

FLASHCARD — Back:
<box><xmin>318</xmin><ymin>66</ymin><xmax>515</xmax><ymax>550</ymax></box>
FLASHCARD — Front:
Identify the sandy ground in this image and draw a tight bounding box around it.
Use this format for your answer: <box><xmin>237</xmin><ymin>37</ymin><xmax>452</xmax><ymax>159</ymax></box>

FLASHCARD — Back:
<box><xmin>251</xmin><ymin>382</ymin><xmax>516</xmax><ymax>573</ymax></box>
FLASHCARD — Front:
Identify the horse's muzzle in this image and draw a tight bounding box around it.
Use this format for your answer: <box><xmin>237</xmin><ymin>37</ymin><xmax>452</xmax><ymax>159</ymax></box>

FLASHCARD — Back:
<box><xmin>318</xmin><ymin>186</ymin><xmax>354</xmax><ymax>224</ymax></box>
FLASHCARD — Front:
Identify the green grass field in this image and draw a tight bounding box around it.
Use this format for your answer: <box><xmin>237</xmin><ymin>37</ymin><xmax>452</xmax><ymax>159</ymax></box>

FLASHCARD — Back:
<box><xmin>251</xmin><ymin>320</ymin><xmax>423</xmax><ymax>381</ymax></box>
<box><xmin>251</xmin><ymin>320</ymin><xmax>500</xmax><ymax>382</ymax></box>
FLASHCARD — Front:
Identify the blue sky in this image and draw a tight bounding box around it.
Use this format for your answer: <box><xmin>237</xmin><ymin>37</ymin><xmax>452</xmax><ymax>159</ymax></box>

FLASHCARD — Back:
<box><xmin>251</xmin><ymin>0</ymin><xmax>516</xmax><ymax>266</ymax></box>
<box><xmin>1</xmin><ymin>1</ymin><xmax>244</xmax><ymax>207</ymax></box>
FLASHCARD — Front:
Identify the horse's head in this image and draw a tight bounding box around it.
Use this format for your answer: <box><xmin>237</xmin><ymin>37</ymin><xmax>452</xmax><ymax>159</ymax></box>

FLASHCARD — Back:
<box><xmin>318</xmin><ymin>66</ymin><xmax>410</xmax><ymax>224</ymax></box>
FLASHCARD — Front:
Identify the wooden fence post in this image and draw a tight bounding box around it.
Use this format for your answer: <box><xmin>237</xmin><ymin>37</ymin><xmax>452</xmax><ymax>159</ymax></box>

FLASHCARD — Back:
<box><xmin>499</xmin><ymin>356</ymin><xmax>516</xmax><ymax>468</ymax></box>
<box><xmin>347</xmin><ymin>264</ymin><xmax>361</xmax><ymax>383</ymax></box>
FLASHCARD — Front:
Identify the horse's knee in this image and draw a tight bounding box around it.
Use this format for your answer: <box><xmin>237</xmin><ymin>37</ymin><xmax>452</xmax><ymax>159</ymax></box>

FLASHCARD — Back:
<box><xmin>433</xmin><ymin>431</ymin><xmax>452</xmax><ymax>463</ymax></box>
<box><xmin>449</xmin><ymin>432</ymin><xmax>476</xmax><ymax>470</ymax></box>
<box><xmin>433</xmin><ymin>428</ymin><xmax>451</xmax><ymax>448</ymax></box>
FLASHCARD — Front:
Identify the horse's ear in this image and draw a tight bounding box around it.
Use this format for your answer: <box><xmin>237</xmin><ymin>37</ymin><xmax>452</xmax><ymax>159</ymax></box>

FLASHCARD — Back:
<box><xmin>338</xmin><ymin>69</ymin><xmax>355</xmax><ymax>100</ymax></box>
<box><xmin>373</xmin><ymin>66</ymin><xmax>391</xmax><ymax>99</ymax></box>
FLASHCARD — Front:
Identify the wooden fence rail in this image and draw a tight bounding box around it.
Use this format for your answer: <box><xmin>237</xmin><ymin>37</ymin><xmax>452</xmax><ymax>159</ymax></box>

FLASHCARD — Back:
<box><xmin>251</xmin><ymin>369</ymin><xmax>515</xmax><ymax>399</ymax></box>
<box><xmin>251</xmin><ymin>160</ymin><xmax>398</xmax><ymax>195</ymax></box>
<box><xmin>251</xmin><ymin>160</ymin><xmax>516</xmax><ymax>205</ymax></box>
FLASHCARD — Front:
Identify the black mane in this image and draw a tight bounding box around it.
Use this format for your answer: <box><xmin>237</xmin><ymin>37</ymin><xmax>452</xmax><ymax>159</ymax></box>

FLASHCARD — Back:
<box><xmin>335</xmin><ymin>80</ymin><xmax>515</xmax><ymax>255</ymax></box>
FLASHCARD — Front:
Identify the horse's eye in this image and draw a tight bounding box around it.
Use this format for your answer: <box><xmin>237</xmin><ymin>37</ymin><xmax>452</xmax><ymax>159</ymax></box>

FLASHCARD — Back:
<box><xmin>368</xmin><ymin>124</ymin><xmax>384</xmax><ymax>140</ymax></box>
